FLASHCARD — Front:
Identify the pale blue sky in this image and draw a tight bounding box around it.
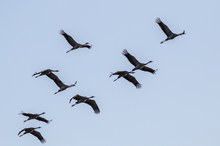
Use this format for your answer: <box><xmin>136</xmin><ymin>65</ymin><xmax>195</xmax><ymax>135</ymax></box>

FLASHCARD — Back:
<box><xmin>1</xmin><ymin>0</ymin><xmax>220</xmax><ymax>146</ymax></box>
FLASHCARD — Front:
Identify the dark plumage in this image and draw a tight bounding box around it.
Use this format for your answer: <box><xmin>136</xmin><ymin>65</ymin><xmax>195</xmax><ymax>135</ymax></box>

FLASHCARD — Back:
<box><xmin>60</xmin><ymin>29</ymin><xmax>92</xmax><ymax>53</ymax></box>
<box><xmin>110</xmin><ymin>71</ymin><xmax>141</xmax><ymax>88</ymax></box>
<box><xmin>33</xmin><ymin>69</ymin><xmax>77</xmax><ymax>94</ymax></box>
<box><xmin>156</xmin><ymin>17</ymin><xmax>185</xmax><ymax>44</ymax></box>
<box><xmin>69</xmin><ymin>94</ymin><xmax>100</xmax><ymax>114</ymax></box>
<box><xmin>122</xmin><ymin>49</ymin><xmax>157</xmax><ymax>74</ymax></box>
<box><xmin>20</xmin><ymin>111</ymin><xmax>51</xmax><ymax>124</ymax></box>
<box><xmin>32</xmin><ymin>69</ymin><xmax>59</xmax><ymax>78</ymax></box>
<box><xmin>18</xmin><ymin>127</ymin><xmax>46</xmax><ymax>143</ymax></box>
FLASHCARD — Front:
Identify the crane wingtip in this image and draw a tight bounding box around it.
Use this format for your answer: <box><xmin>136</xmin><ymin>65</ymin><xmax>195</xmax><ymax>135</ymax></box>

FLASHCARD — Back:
<box><xmin>95</xmin><ymin>110</ymin><xmax>100</xmax><ymax>114</ymax></box>
<box><xmin>122</xmin><ymin>49</ymin><xmax>128</xmax><ymax>55</ymax></box>
<box><xmin>136</xmin><ymin>84</ymin><xmax>142</xmax><ymax>89</ymax></box>
<box><xmin>155</xmin><ymin>17</ymin><xmax>161</xmax><ymax>23</ymax></box>
<box><xmin>60</xmin><ymin>29</ymin><xmax>65</xmax><ymax>35</ymax></box>
<box><xmin>40</xmin><ymin>139</ymin><xmax>46</xmax><ymax>143</ymax></box>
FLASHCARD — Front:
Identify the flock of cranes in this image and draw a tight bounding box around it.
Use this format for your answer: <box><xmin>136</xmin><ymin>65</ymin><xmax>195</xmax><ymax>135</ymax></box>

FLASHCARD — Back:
<box><xmin>18</xmin><ymin>17</ymin><xmax>185</xmax><ymax>143</ymax></box>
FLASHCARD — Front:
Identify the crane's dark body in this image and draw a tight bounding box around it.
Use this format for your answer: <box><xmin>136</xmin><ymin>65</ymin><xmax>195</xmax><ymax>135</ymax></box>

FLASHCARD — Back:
<box><xmin>122</xmin><ymin>49</ymin><xmax>157</xmax><ymax>74</ymax></box>
<box><xmin>156</xmin><ymin>18</ymin><xmax>185</xmax><ymax>44</ymax></box>
<box><xmin>110</xmin><ymin>71</ymin><xmax>141</xmax><ymax>88</ymax></box>
<box><xmin>33</xmin><ymin>69</ymin><xmax>77</xmax><ymax>94</ymax></box>
<box><xmin>20</xmin><ymin>111</ymin><xmax>51</xmax><ymax>124</ymax></box>
<box><xmin>18</xmin><ymin>127</ymin><xmax>46</xmax><ymax>143</ymax></box>
<box><xmin>69</xmin><ymin>94</ymin><xmax>100</xmax><ymax>114</ymax></box>
<box><xmin>60</xmin><ymin>30</ymin><xmax>92</xmax><ymax>53</ymax></box>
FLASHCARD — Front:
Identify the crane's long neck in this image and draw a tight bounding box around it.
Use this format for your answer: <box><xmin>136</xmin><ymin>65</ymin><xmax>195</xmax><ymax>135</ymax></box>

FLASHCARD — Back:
<box><xmin>39</xmin><ymin>112</ymin><xmax>45</xmax><ymax>116</ymax></box>
<box><xmin>144</xmin><ymin>61</ymin><xmax>153</xmax><ymax>66</ymax></box>
<box><xmin>34</xmin><ymin>127</ymin><xmax>41</xmax><ymax>130</ymax></box>
<box><xmin>128</xmin><ymin>71</ymin><xmax>135</xmax><ymax>74</ymax></box>
<box><xmin>51</xmin><ymin>70</ymin><xmax>59</xmax><ymax>72</ymax></box>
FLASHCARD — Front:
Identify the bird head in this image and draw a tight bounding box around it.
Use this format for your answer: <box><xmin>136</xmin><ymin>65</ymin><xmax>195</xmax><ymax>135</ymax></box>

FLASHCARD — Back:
<box><xmin>128</xmin><ymin>71</ymin><xmax>135</xmax><ymax>74</ymax></box>
<box><xmin>69</xmin><ymin>81</ymin><xmax>77</xmax><ymax>87</ymax></box>
<box><xmin>34</xmin><ymin>127</ymin><xmax>41</xmax><ymax>129</ymax></box>
<box><xmin>52</xmin><ymin>70</ymin><xmax>59</xmax><ymax>72</ymax></box>
<box><xmin>145</xmin><ymin>61</ymin><xmax>153</xmax><ymax>65</ymax></box>
<box><xmin>89</xmin><ymin>96</ymin><xmax>95</xmax><ymax>99</ymax></box>
<box><xmin>19</xmin><ymin>111</ymin><xmax>24</xmax><ymax>115</ymax></box>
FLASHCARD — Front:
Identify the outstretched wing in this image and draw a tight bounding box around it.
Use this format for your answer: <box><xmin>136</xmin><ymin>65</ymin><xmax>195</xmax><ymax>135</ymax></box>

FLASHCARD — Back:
<box><xmin>156</xmin><ymin>18</ymin><xmax>174</xmax><ymax>37</ymax></box>
<box><xmin>73</xmin><ymin>94</ymin><xmax>87</xmax><ymax>101</ymax></box>
<box><xmin>46</xmin><ymin>72</ymin><xmax>65</xmax><ymax>88</ymax></box>
<box><xmin>110</xmin><ymin>71</ymin><xmax>126</xmax><ymax>76</ymax></box>
<box><xmin>21</xmin><ymin>112</ymin><xmax>33</xmax><ymax>117</ymax></box>
<box><xmin>70</xmin><ymin>94</ymin><xmax>87</xmax><ymax>103</ymax></box>
<box><xmin>123</xmin><ymin>74</ymin><xmax>141</xmax><ymax>88</ymax></box>
<box><xmin>140</xmin><ymin>66</ymin><xmax>156</xmax><ymax>74</ymax></box>
<box><xmin>36</xmin><ymin>117</ymin><xmax>50</xmax><ymax>124</ymax></box>
<box><xmin>18</xmin><ymin>129</ymin><xmax>25</xmax><ymax>136</ymax></box>
<box><xmin>122</xmin><ymin>49</ymin><xmax>141</xmax><ymax>67</ymax></box>
<box><xmin>60</xmin><ymin>30</ymin><xmax>78</xmax><ymax>47</ymax></box>
<box><xmin>31</xmin><ymin>130</ymin><xmax>46</xmax><ymax>143</ymax></box>
<box><xmin>85</xmin><ymin>100</ymin><xmax>100</xmax><ymax>114</ymax></box>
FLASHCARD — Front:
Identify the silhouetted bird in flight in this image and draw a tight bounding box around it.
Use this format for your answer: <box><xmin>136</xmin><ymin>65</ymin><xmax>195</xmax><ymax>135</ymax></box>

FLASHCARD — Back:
<box><xmin>18</xmin><ymin>127</ymin><xmax>46</xmax><ymax>143</ymax></box>
<box><xmin>110</xmin><ymin>71</ymin><xmax>141</xmax><ymax>88</ymax></box>
<box><xmin>156</xmin><ymin>17</ymin><xmax>185</xmax><ymax>44</ymax></box>
<box><xmin>33</xmin><ymin>69</ymin><xmax>77</xmax><ymax>94</ymax></box>
<box><xmin>20</xmin><ymin>111</ymin><xmax>52</xmax><ymax>124</ymax></box>
<box><xmin>60</xmin><ymin>29</ymin><xmax>92</xmax><ymax>53</ymax></box>
<box><xmin>69</xmin><ymin>94</ymin><xmax>100</xmax><ymax>114</ymax></box>
<box><xmin>122</xmin><ymin>49</ymin><xmax>157</xmax><ymax>74</ymax></box>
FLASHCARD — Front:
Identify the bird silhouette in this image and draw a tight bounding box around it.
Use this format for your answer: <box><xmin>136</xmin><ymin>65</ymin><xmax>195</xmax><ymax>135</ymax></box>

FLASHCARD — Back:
<box><xmin>18</xmin><ymin>127</ymin><xmax>46</xmax><ymax>143</ymax></box>
<box><xmin>19</xmin><ymin>111</ymin><xmax>52</xmax><ymax>124</ymax></box>
<box><xmin>156</xmin><ymin>17</ymin><xmax>185</xmax><ymax>44</ymax></box>
<box><xmin>33</xmin><ymin>69</ymin><xmax>77</xmax><ymax>94</ymax></box>
<box><xmin>122</xmin><ymin>49</ymin><xmax>157</xmax><ymax>74</ymax></box>
<box><xmin>110</xmin><ymin>71</ymin><xmax>141</xmax><ymax>88</ymax></box>
<box><xmin>60</xmin><ymin>29</ymin><xmax>92</xmax><ymax>53</ymax></box>
<box><xmin>69</xmin><ymin>94</ymin><xmax>100</xmax><ymax>114</ymax></box>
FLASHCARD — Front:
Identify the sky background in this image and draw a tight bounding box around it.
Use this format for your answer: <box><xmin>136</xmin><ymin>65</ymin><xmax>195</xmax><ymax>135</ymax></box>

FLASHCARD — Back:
<box><xmin>1</xmin><ymin>0</ymin><xmax>220</xmax><ymax>146</ymax></box>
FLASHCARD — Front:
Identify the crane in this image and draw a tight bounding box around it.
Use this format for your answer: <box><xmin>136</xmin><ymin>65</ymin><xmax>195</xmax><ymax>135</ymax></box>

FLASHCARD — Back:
<box><xmin>156</xmin><ymin>17</ymin><xmax>185</xmax><ymax>44</ymax></box>
<box><xmin>110</xmin><ymin>71</ymin><xmax>141</xmax><ymax>88</ymax></box>
<box><xmin>18</xmin><ymin>127</ymin><xmax>46</xmax><ymax>143</ymax></box>
<box><xmin>69</xmin><ymin>94</ymin><xmax>100</xmax><ymax>114</ymax></box>
<box><xmin>33</xmin><ymin>69</ymin><xmax>77</xmax><ymax>94</ymax></box>
<box><xmin>19</xmin><ymin>111</ymin><xmax>52</xmax><ymax>124</ymax></box>
<box><xmin>122</xmin><ymin>49</ymin><xmax>157</xmax><ymax>74</ymax></box>
<box><xmin>60</xmin><ymin>29</ymin><xmax>92</xmax><ymax>53</ymax></box>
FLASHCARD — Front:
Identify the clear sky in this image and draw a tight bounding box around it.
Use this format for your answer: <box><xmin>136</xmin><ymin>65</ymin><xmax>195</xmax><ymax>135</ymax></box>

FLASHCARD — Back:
<box><xmin>1</xmin><ymin>0</ymin><xmax>220</xmax><ymax>146</ymax></box>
